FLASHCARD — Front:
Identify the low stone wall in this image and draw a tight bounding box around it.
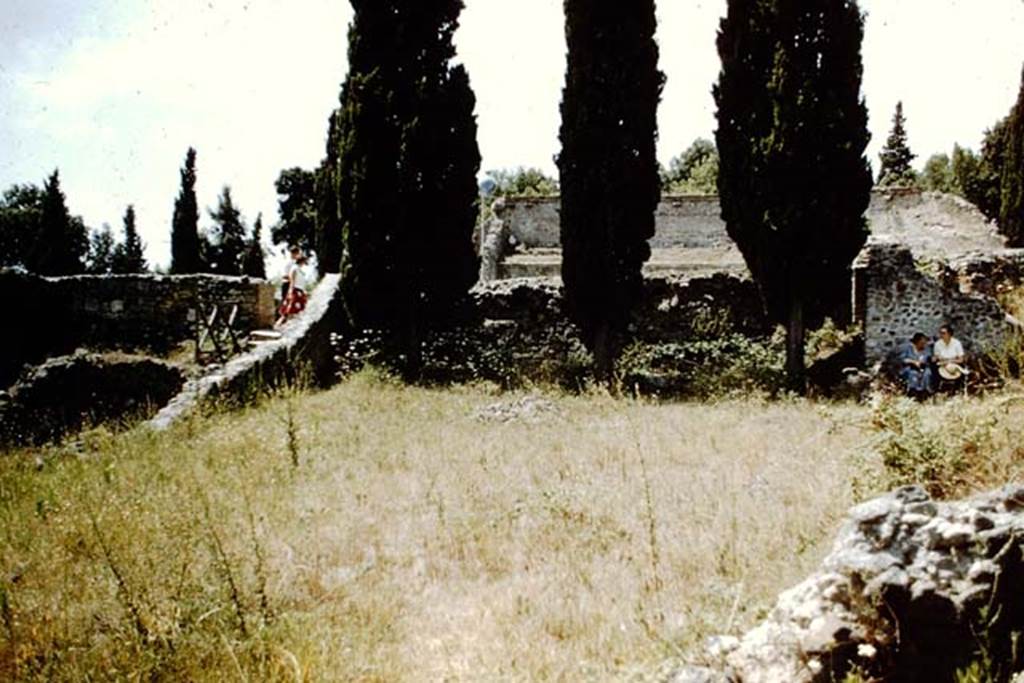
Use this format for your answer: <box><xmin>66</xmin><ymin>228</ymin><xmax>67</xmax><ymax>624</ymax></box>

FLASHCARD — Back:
<box><xmin>52</xmin><ymin>273</ymin><xmax>276</xmax><ymax>350</ymax></box>
<box><xmin>853</xmin><ymin>242</ymin><xmax>1020</xmax><ymax>363</ymax></box>
<box><xmin>149</xmin><ymin>274</ymin><xmax>343</xmax><ymax>430</ymax></box>
<box><xmin>0</xmin><ymin>269</ymin><xmax>276</xmax><ymax>388</ymax></box>
<box><xmin>0</xmin><ymin>354</ymin><xmax>185</xmax><ymax>447</ymax></box>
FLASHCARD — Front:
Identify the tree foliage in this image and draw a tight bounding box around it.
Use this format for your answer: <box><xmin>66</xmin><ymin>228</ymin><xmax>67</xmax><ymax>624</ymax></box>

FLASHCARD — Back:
<box><xmin>271</xmin><ymin>167</ymin><xmax>317</xmax><ymax>254</ymax></box>
<box><xmin>336</xmin><ymin>0</ymin><xmax>481</xmax><ymax>373</ymax></box>
<box><xmin>28</xmin><ymin>170</ymin><xmax>88</xmax><ymax>276</ymax></box>
<box><xmin>878</xmin><ymin>101</ymin><xmax>918</xmax><ymax>187</ymax></box>
<box><xmin>1000</xmin><ymin>66</ymin><xmax>1024</xmax><ymax>247</ymax></box>
<box><xmin>0</xmin><ymin>183</ymin><xmax>44</xmax><ymax>269</ymax></box>
<box><xmin>559</xmin><ymin>0</ymin><xmax>664</xmax><ymax>376</ymax></box>
<box><xmin>314</xmin><ymin>112</ymin><xmax>343</xmax><ymax>274</ymax></box>
<box><xmin>715</xmin><ymin>0</ymin><xmax>872</xmax><ymax>390</ymax></box>
<box><xmin>921</xmin><ymin>153</ymin><xmax>954</xmax><ymax>194</ymax></box>
<box><xmin>206</xmin><ymin>186</ymin><xmax>247</xmax><ymax>276</ymax></box>
<box><xmin>242</xmin><ymin>213</ymin><xmax>267</xmax><ymax>279</ymax></box>
<box><xmin>662</xmin><ymin>138</ymin><xmax>720</xmax><ymax>194</ymax></box>
<box><xmin>112</xmin><ymin>204</ymin><xmax>147</xmax><ymax>274</ymax></box>
<box><xmin>87</xmin><ymin>224</ymin><xmax>116</xmax><ymax>275</ymax></box>
<box><xmin>483</xmin><ymin>167</ymin><xmax>560</xmax><ymax>198</ymax></box>
<box><xmin>171</xmin><ymin>148</ymin><xmax>203</xmax><ymax>274</ymax></box>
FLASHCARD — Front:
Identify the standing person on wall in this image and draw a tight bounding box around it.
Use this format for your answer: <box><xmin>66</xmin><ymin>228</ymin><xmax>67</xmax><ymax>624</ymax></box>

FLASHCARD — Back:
<box><xmin>275</xmin><ymin>245</ymin><xmax>309</xmax><ymax>327</ymax></box>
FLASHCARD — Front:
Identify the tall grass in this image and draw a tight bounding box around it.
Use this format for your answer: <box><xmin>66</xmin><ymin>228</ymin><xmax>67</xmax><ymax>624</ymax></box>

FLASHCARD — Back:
<box><xmin>2</xmin><ymin>374</ymin><xmax>1023</xmax><ymax>680</ymax></box>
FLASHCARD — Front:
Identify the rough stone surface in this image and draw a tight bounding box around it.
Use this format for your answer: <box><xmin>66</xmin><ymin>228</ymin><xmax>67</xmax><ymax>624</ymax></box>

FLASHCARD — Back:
<box><xmin>0</xmin><ymin>353</ymin><xmax>185</xmax><ymax>447</ymax></box>
<box><xmin>0</xmin><ymin>269</ymin><xmax>275</xmax><ymax>388</ymax></box>
<box><xmin>148</xmin><ymin>274</ymin><xmax>343</xmax><ymax>430</ymax></box>
<box><xmin>670</xmin><ymin>485</ymin><xmax>1024</xmax><ymax>682</ymax></box>
<box><xmin>479</xmin><ymin>190</ymin><xmax>1008</xmax><ymax>283</ymax></box>
<box><xmin>853</xmin><ymin>241</ymin><xmax>1021</xmax><ymax>363</ymax></box>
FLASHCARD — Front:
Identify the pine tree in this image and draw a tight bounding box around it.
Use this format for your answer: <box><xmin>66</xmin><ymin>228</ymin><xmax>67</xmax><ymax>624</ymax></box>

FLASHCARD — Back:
<box><xmin>337</xmin><ymin>0</ymin><xmax>481</xmax><ymax>374</ymax></box>
<box><xmin>1000</xmin><ymin>65</ymin><xmax>1024</xmax><ymax>247</ymax></box>
<box><xmin>87</xmin><ymin>224</ymin><xmax>116</xmax><ymax>274</ymax></box>
<box><xmin>171</xmin><ymin>148</ymin><xmax>203</xmax><ymax>274</ymax></box>
<box><xmin>112</xmin><ymin>204</ymin><xmax>147</xmax><ymax>273</ymax></box>
<box><xmin>558</xmin><ymin>0</ymin><xmax>663</xmax><ymax>378</ymax></box>
<box><xmin>878</xmin><ymin>101</ymin><xmax>918</xmax><ymax>187</ymax></box>
<box><xmin>242</xmin><ymin>213</ymin><xmax>267</xmax><ymax>279</ymax></box>
<box><xmin>28</xmin><ymin>170</ymin><xmax>88</xmax><ymax>275</ymax></box>
<box><xmin>715</xmin><ymin>0</ymin><xmax>872</xmax><ymax>391</ymax></box>
<box><xmin>272</xmin><ymin>167</ymin><xmax>317</xmax><ymax>253</ymax></box>
<box><xmin>314</xmin><ymin>110</ymin><xmax>343</xmax><ymax>273</ymax></box>
<box><xmin>207</xmin><ymin>186</ymin><xmax>247</xmax><ymax>276</ymax></box>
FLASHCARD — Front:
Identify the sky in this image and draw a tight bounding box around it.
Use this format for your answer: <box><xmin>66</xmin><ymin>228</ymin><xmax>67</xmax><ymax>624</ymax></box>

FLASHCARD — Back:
<box><xmin>2</xmin><ymin>0</ymin><xmax>1024</xmax><ymax>270</ymax></box>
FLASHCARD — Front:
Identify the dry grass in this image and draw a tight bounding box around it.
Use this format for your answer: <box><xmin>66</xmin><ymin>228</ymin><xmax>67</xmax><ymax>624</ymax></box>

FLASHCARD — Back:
<box><xmin>2</xmin><ymin>373</ymin><xmax>1024</xmax><ymax>681</ymax></box>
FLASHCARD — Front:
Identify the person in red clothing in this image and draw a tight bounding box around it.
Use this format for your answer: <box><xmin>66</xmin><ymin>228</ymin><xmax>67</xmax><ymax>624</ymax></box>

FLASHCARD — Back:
<box><xmin>275</xmin><ymin>245</ymin><xmax>309</xmax><ymax>327</ymax></box>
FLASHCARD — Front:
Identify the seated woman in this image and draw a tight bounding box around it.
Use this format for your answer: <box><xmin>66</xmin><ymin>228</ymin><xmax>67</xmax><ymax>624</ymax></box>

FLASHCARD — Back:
<box><xmin>899</xmin><ymin>332</ymin><xmax>933</xmax><ymax>399</ymax></box>
<box><xmin>933</xmin><ymin>323</ymin><xmax>968</xmax><ymax>391</ymax></box>
<box><xmin>275</xmin><ymin>245</ymin><xmax>310</xmax><ymax>328</ymax></box>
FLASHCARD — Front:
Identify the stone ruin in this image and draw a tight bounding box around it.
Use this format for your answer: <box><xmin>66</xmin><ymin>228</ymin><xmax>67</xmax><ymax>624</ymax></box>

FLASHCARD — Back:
<box><xmin>672</xmin><ymin>484</ymin><xmax>1024</xmax><ymax>682</ymax></box>
<box><xmin>478</xmin><ymin>189</ymin><xmax>1024</xmax><ymax>365</ymax></box>
<box><xmin>0</xmin><ymin>269</ymin><xmax>348</xmax><ymax>445</ymax></box>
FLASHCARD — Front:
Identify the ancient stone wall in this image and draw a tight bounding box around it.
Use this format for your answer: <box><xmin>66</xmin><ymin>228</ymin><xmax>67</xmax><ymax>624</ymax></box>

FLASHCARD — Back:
<box><xmin>481</xmin><ymin>189</ymin><xmax>1006</xmax><ymax>282</ymax></box>
<box><xmin>0</xmin><ymin>269</ymin><xmax>275</xmax><ymax>388</ymax></box>
<box><xmin>51</xmin><ymin>273</ymin><xmax>276</xmax><ymax>350</ymax></box>
<box><xmin>853</xmin><ymin>242</ymin><xmax>1018</xmax><ymax>363</ymax></box>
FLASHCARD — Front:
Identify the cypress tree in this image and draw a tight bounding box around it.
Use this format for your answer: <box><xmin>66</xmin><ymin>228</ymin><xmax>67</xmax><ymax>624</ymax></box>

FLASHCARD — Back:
<box><xmin>878</xmin><ymin>102</ymin><xmax>917</xmax><ymax>186</ymax></box>
<box><xmin>558</xmin><ymin>0</ymin><xmax>664</xmax><ymax>377</ymax></box>
<box><xmin>207</xmin><ymin>186</ymin><xmax>247</xmax><ymax>276</ymax></box>
<box><xmin>337</xmin><ymin>0</ymin><xmax>481</xmax><ymax>373</ymax></box>
<box><xmin>29</xmin><ymin>170</ymin><xmax>88</xmax><ymax>275</ymax></box>
<box><xmin>314</xmin><ymin>110</ymin><xmax>343</xmax><ymax>274</ymax></box>
<box><xmin>112</xmin><ymin>204</ymin><xmax>148</xmax><ymax>273</ymax></box>
<box><xmin>1000</xmin><ymin>66</ymin><xmax>1024</xmax><ymax>247</ymax></box>
<box><xmin>715</xmin><ymin>0</ymin><xmax>872</xmax><ymax>391</ymax></box>
<box><xmin>171</xmin><ymin>148</ymin><xmax>203</xmax><ymax>274</ymax></box>
<box><xmin>87</xmin><ymin>224</ymin><xmax>116</xmax><ymax>275</ymax></box>
<box><xmin>242</xmin><ymin>213</ymin><xmax>267</xmax><ymax>279</ymax></box>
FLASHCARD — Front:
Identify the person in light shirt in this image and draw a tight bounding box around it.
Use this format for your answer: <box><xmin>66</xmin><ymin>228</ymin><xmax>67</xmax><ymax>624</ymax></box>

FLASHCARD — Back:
<box><xmin>933</xmin><ymin>323</ymin><xmax>968</xmax><ymax>389</ymax></box>
<box><xmin>275</xmin><ymin>245</ymin><xmax>310</xmax><ymax>327</ymax></box>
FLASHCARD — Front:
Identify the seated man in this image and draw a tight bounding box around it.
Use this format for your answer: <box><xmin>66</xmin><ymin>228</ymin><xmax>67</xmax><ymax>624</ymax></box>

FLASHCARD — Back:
<box><xmin>899</xmin><ymin>332</ymin><xmax>934</xmax><ymax>399</ymax></box>
<box><xmin>933</xmin><ymin>323</ymin><xmax>968</xmax><ymax>392</ymax></box>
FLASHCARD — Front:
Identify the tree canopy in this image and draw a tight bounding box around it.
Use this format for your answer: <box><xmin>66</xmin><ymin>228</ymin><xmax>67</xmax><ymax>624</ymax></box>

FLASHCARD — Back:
<box><xmin>27</xmin><ymin>170</ymin><xmax>88</xmax><ymax>276</ymax></box>
<box><xmin>662</xmin><ymin>138</ymin><xmax>719</xmax><ymax>195</ymax></box>
<box><xmin>171</xmin><ymin>148</ymin><xmax>203</xmax><ymax>274</ymax></box>
<box><xmin>715</xmin><ymin>0</ymin><xmax>872</xmax><ymax>391</ymax></box>
<box><xmin>559</xmin><ymin>0</ymin><xmax>664</xmax><ymax>377</ymax></box>
<box><xmin>878</xmin><ymin>101</ymin><xmax>918</xmax><ymax>187</ymax></box>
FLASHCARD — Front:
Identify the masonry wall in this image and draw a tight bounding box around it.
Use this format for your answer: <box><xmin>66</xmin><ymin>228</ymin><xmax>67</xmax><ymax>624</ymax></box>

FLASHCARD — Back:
<box><xmin>52</xmin><ymin>274</ymin><xmax>276</xmax><ymax>349</ymax></box>
<box><xmin>0</xmin><ymin>270</ymin><xmax>275</xmax><ymax>387</ymax></box>
<box><xmin>853</xmin><ymin>242</ymin><xmax>1015</xmax><ymax>363</ymax></box>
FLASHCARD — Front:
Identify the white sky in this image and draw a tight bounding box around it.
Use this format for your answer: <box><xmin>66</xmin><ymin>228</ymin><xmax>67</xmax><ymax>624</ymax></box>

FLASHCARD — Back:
<box><xmin>2</xmin><ymin>0</ymin><xmax>1023</xmax><ymax>269</ymax></box>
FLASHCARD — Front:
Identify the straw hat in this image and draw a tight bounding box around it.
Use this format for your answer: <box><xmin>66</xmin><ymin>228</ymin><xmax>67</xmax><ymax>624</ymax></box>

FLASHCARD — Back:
<box><xmin>938</xmin><ymin>363</ymin><xmax>967</xmax><ymax>381</ymax></box>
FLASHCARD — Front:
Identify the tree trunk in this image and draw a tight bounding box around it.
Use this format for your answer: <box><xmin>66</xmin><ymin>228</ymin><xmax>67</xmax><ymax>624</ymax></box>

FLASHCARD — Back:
<box><xmin>593</xmin><ymin>322</ymin><xmax>616</xmax><ymax>386</ymax></box>
<box><xmin>785</xmin><ymin>295</ymin><xmax>806</xmax><ymax>394</ymax></box>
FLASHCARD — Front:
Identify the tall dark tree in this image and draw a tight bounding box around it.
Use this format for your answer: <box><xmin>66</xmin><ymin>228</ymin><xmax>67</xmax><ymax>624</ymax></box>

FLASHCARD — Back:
<box><xmin>171</xmin><ymin>148</ymin><xmax>203</xmax><ymax>274</ymax></box>
<box><xmin>1000</xmin><ymin>66</ymin><xmax>1024</xmax><ymax>247</ymax></box>
<box><xmin>337</xmin><ymin>0</ymin><xmax>481</xmax><ymax>374</ymax></box>
<box><xmin>878</xmin><ymin>102</ymin><xmax>917</xmax><ymax>187</ymax></box>
<box><xmin>314</xmin><ymin>111</ymin><xmax>343</xmax><ymax>273</ymax></box>
<box><xmin>272</xmin><ymin>167</ymin><xmax>317</xmax><ymax>253</ymax></box>
<box><xmin>716</xmin><ymin>0</ymin><xmax>872</xmax><ymax>391</ymax></box>
<box><xmin>242</xmin><ymin>213</ymin><xmax>267</xmax><ymax>279</ymax></box>
<box><xmin>558</xmin><ymin>0</ymin><xmax>663</xmax><ymax>377</ymax></box>
<box><xmin>0</xmin><ymin>183</ymin><xmax>45</xmax><ymax>268</ymax></box>
<box><xmin>112</xmin><ymin>204</ymin><xmax>147</xmax><ymax>273</ymax></box>
<box><xmin>28</xmin><ymin>170</ymin><xmax>88</xmax><ymax>275</ymax></box>
<box><xmin>87</xmin><ymin>224</ymin><xmax>116</xmax><ymax>274</ymax></box>
<box><xmin>207</xmin><ymin>186</ymin><xmax>247</xmax><ymax>276</ymax></box>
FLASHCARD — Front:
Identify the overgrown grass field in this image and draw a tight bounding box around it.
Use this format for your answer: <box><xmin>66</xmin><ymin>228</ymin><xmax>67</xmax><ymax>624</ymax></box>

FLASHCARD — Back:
<box><xmin>2</xmin><ymin>373</ymin><xmax>1023</xmax><ymax>681</ymax></box>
